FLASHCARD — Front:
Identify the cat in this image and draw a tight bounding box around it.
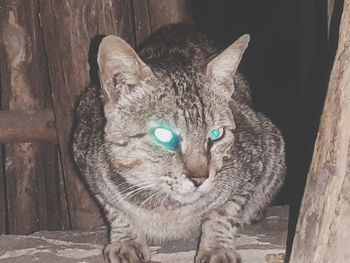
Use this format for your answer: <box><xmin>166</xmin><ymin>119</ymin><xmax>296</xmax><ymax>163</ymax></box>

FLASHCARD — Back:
<box><xmin>72</xmin><ymin>25</ymin><xmax>286</xmax><ymax>263</ymax></box>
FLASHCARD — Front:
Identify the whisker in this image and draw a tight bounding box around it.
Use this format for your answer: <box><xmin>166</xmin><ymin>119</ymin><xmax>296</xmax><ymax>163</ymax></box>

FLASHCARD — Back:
<box><xmin>118</xmin><ymin>181</ymin><xmax>157</xmax><ymax>194</ymax></box>
<box><xmin>151</xmin><ymin>191</ymin><xmax>165</xmax><ymax>207</ymax></box>
<box><xmin>114</xmin><ymin>184</ymin><xmax>156</xmax><ymax>208</ymax></box>
<box><xmin>139</xmin><ymin>190</ymin><xmax>163</xmax><ymax>210</ymax></box>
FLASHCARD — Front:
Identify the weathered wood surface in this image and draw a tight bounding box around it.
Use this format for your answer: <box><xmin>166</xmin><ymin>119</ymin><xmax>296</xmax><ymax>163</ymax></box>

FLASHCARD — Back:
<box><xmin>0</xmin><ymin>206</ymin><xmax>288</xmax><ymax>263</ymax></box>
<box><xmin>132</xmin><ymin>0</ymin><xmax>152</xmax><ymax>46</ymax></box>
<box><xmin>0</xmin><ymin>0</ymin><xmax>62</xmax><ymax>234</ymax></box>
<box><xmin>133</xmin><ymin>0</ymin><xmax>193</xmax><ymax>46</ymax></box>
<box><xmin>290</xmin><ymin>1</ymin><xmax>350</xmax><ymax>262</ymax></box>
<box><xmin>147</xmin><ymin>0</ymin><xmax>192</xmax><ymax>34</ymax></box>
<box><xmin>0</xmin><ymin>110</ymin><xmax>57</xmax><ymax>143</ymax></box>
<box><xmin>0</xmin><ymin>148</ymin><xmax>6</xmax><ymax>234</ymax></box>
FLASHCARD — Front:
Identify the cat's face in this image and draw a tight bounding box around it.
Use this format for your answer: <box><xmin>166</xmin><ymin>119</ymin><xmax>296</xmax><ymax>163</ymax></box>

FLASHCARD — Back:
<box><xmin>97</xmin><ymin>35</ymin><xmax>249</xmax><ymax>205</ymax></box>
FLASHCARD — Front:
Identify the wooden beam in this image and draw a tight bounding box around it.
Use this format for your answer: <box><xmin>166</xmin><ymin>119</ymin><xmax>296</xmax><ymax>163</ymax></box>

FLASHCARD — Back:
<box><xmin>0</xmin><ymin>110</ymin><xmax>57</xmax><ymax>143</ymax></box>
<box><xmin>290</xmin><ymin>0</ymin><xmax>350</xmax><ymax>261</ymax></box>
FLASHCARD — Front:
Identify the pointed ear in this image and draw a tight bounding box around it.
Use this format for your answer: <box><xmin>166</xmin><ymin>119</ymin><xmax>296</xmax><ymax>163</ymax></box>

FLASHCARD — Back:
<box><xmin>97</xmin><ymin>35</ymin><xmax>152</xmax><ymax>100</ymax></box>
<box><xmin>206</xmin><ymin>34</ymin><xmax>250</xmax><ymax>85</ymax></box>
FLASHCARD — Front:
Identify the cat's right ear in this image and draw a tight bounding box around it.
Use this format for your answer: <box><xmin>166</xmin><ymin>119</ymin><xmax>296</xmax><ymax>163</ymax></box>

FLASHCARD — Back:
<box><xmin>206</xmin><ymin>34</ymin><xmax>250</xmax><ymax>95</ymax></box>
<box><xmin>97</xmin><ymin>35</ymin><xmax>152</xmax><ymax>101</ymax></box>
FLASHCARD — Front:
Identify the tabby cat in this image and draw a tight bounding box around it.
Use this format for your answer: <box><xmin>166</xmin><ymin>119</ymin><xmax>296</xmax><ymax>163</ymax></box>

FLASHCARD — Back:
<box><xmin>72</xmin><ymin>25</ymin><xmax>286</xmax><ymax>263</ymax></box>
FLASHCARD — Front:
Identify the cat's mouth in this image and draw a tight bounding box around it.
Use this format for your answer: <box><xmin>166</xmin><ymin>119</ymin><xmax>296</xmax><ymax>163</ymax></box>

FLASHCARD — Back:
<box><xmin>164</xmin><ymin>176</ymin><xmax>212</xmax><ymax>204</ymax></box>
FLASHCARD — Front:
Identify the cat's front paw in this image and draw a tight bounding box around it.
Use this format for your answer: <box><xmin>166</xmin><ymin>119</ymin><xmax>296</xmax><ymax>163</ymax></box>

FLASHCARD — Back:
<box><xmin>104</xmin><ymin>241</ymin><xmax>151</xmax><ymax>263</ymax></box>
<box><xmin>195</xmin><ymin>248</ymin><xmax>242</xmax><ymax>263</ymax></box>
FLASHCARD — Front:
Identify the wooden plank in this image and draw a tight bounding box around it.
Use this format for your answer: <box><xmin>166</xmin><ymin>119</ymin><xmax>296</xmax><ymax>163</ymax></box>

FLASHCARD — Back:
<box><xmin>0</xmin><ymin>110</ymin><xmax>57</xmax><ymax>143</ymax></box>
<box><xmin>38</xmin><ymin>0</ymin><xmax>135</xmax><ymax>229</ymax></box>
<box><xmin>147</xmin><ymin>0</ymin><xmax>193</xmax><ymax>32</ymax></box>
<box><xmin>132</xmin><ymin>0</ymin><xmax>193</xmax><ymax>46</ymax></box>
<box><xmin>36</xmin><ymin>144</ymin><xmax>70</xmax><ymax>231</ymax></box>
<box><xmin>132</xmin><ymin>0</ymin><xmax>152</xmax><ymax>46</ymax></box>
<box><xmin>0</xmin><ymin>52</ymin><xmax>6</xmax><ymax>235</ymax></box>
<box><xmin>290</xmin><ymin>0</ymin><xmax>350</xmax><ymax>262</ymax></box>
<box><xmin>56</xmin><ymin>151</ymin><xmax>71</xmax><ymax>230</ymax></box>
<box><xmin>0</xmin><ymin>146</ymin><xmax>6</xmax><ymax>234</ymax></box>
<box><xmin>0</xmin><ymin>0</ymin><xmax>55</xmax><ymax>234</ymax></box>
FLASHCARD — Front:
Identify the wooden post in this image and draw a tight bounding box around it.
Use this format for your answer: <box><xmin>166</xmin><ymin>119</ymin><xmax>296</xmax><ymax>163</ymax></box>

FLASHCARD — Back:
<box><xmin>0</xmin><ymin>0</ymin><xmax>66</xmax><ymax>234</ymax></box>
<box><xmin>0</xmin><ymin>148</ymin><xmax>6</xmax><ymax>234</ymax></box>
<box><xmin>290</xmin><ymin>0</ymin><xmax>350</xmax><ymax>262</ymax></box>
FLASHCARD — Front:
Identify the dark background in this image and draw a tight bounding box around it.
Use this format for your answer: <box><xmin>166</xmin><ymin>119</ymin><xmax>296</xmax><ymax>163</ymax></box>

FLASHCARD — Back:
<box><xmin>191</xmin><ymin>0</ymin><xmax>343</xmax><ymax>258</ymax></box>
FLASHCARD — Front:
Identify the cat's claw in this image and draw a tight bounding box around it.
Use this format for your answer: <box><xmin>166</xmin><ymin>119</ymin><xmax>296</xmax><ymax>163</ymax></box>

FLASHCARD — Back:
<box><xmin>195</xmin><ymin>248</ymin><xmax>242</xmax><ymax>263</ymax></box>
<box><xmin>104</xmin><ymin>241</ymin><xmax>151</xmax><ymax>263</ymax></box>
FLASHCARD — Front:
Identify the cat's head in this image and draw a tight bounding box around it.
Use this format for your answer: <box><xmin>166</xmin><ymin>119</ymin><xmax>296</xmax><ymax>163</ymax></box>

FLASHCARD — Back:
<box><xmin>97</xmin><ymin>34</ymin><xmax>249</xmax><ymax>205</ymax></box>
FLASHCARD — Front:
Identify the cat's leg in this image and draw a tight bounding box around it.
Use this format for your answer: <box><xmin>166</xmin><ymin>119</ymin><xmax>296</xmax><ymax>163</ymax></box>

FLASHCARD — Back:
<box><xmin>104</xmin><ymin>211</ymin><xmax>151</xmax><ymax>263</ymax></box>
<box><xmin>195</xmin><ymin>201</ymin><xmax>242</xmax><ymax>263</ymax></box>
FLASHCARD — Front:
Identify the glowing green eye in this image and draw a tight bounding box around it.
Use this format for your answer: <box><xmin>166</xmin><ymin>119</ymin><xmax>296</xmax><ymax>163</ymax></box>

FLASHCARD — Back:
<box><xmin>151</xmin><ymin>127</ymin><xmax>180</xmax><ymax>150</ymax></box>
<box><xmin>154</xmin><ymin>128</ymin><xmax>173</xmax><ymax>143</ymax></box>
<box><xmin>209</xmin><ymin>128</ymin><xmax>224</xmax><ymax>141</ymax></box>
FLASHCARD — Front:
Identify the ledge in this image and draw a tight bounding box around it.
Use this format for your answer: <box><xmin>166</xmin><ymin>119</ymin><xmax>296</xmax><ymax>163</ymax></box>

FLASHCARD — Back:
<box><xmin>0</xmin><ymin>206</ymin><xmax>288</xmax><ymax>263</ymax></box>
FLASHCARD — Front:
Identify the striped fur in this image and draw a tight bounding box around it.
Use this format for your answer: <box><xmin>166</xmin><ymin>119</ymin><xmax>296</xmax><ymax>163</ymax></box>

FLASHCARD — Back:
<box><xmin>72</xmin><ymin>25</ymin><xmax>285</xmax><ymax>263</ymax></box>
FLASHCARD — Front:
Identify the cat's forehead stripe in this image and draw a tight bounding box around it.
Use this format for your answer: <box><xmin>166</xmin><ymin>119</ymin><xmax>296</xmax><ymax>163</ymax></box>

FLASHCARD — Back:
<box><xmin>168</xmin><ymin>68</ymin><xmax>205</xmax><ymax>129</ymax></box>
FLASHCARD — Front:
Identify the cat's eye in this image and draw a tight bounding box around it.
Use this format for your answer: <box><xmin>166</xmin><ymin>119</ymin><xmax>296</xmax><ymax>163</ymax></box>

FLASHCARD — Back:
<box><xmin>209</xmin><ymin>128</ymin><xmax>224</xmax><ymax>141</ymax></box>
<box><xmin>151</xmin><ymin>127</ymin><xmax>180</xmax><ymax>151</ymax></box>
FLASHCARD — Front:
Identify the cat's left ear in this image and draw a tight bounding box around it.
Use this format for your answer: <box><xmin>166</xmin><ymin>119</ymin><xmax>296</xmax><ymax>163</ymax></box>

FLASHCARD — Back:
<box><xmin>206</xmin><ymin>34</ymin><xmax>250</xmax><ymax>93</ymax></box>
<box><xmin>97</xmin><ymin>35</ymin><xmax>152</xmax><ymax>100</ymax></box>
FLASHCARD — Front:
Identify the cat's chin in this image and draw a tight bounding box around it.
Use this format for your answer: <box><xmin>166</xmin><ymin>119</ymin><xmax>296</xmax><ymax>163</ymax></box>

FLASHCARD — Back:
<box><xmin>170</xmin><ymin>191</ymin><xmax>202</xmax><ymax>204</ymax></box>
<box><xmin>167</xmin><ymin>178</ymin><xmax>212</xmax><ymax>204</ymax></box>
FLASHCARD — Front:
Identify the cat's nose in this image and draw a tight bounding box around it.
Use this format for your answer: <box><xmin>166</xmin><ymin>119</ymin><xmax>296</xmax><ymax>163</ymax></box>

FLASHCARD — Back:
<box><xmin>187</xmin><ymin>175</ymin><xmax>208</xmax><ymax>187</ymax></box>
<box><xmin>182</xmin><ymin>146</ymin><xmax>209</xmax><ymax>187</ymax></box>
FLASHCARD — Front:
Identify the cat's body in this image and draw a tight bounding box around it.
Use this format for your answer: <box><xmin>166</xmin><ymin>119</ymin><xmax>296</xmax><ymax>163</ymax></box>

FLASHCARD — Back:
<box><xmin>72</xmin><ymin>26</ymin><xmax>285</xmax><ymax>263</ymax></box>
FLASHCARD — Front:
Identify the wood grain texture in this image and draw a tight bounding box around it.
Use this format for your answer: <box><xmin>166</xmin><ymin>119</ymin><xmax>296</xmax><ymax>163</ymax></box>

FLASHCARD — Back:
<box><xmin>0</xmin><ymin>0</ymin><xmax>60</xmax><ymax>234</ymax></box>
<box><xmin>56</xmin><ymin>152</ymin><xmax>71</xmax><ymax>230</ymax></box>
<box><xmin>290</xmin><ymin>0</ymin><xmax>350</xmax><ymax>262</ymax></box>
<box><xmin>0</xmin><ymin>147</ymin><xmax>6</xmax><ymax>234</ymax></box>
<box><xmin>147</xmin><ymin>0</ymin><xmax>193</xmax><ymax>33</ymax></box>
<box><xmin>0</xmin><ymin>110</ymin><xmax>57</xmax><ymax>143</ymax></box>
<box><xmin>132</xmin><ymin>0</ymin><xmax>193</xmax><ymax>46</ymax></box>
<box><xmin>132</xmin><ymin>0</ymin><xmax>152</xmax><ymax>46</ymax></box>
<box><xmin>38</xmin><ymin>0</ymin><xmax>135</xmax><ymax>229</ymax></box>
